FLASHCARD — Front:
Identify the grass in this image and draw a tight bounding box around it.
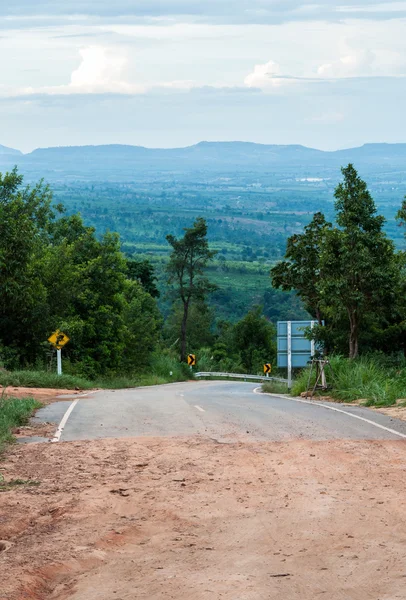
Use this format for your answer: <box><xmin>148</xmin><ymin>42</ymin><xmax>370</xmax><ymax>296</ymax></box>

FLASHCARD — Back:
<box><xmin>0</xmin><ymin>370</ymin><xmax>94</xmax><ymax>390</ymax></box>
<box><xmin>0</xmin><ymin>395</ymin><xmax>42</xmax><ymax>453</ymax></box>
<box><xmin>262</xmin><ymin>380</ymin><xmax>289</xmax><ymax>395</ymax></box>
<box><xmin>0</xmin><ymin>353</ymin><xmax>192</xmax><ymax>391</ymax></box>
<box><xmin>290</xmin><ymin>355</ymin><xmax>406</xmax><ymax>407</ymax></box>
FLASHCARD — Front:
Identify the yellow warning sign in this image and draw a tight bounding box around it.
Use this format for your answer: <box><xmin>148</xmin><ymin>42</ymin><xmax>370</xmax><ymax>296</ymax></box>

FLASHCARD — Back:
<box><xmin>48</xmin><ymin>330</ymin><xmax>70</xmax><ymax>350</ymax></box>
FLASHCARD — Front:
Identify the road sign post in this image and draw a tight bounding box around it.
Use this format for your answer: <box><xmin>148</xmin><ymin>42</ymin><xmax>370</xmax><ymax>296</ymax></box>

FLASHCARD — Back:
<box><xmin>287</xmin><ymin>321</ymin><xmax>292</xmax><ymax>389</ymax></box>
<box><xmin>48</xmin><ymin>330</ymin><xmax>70</xmax><ymax>376</ymax></box>
<box><xmin>57</xmin><ymin>348</ymin><xmax>62</xmax><ymax>376</ymax></box>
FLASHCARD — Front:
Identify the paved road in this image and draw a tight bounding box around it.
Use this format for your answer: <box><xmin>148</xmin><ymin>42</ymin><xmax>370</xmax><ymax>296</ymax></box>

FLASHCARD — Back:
<box><xmin>29</xmin><ymin>381</ymin><xmax>406</xmax><ymax>443</ymax></box>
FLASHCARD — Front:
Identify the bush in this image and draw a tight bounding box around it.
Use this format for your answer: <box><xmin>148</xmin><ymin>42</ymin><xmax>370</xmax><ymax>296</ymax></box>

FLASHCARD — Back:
<box><xmin>149</xmin><ymin>350</ymin><xmax>192</xmax><ymax>382</ymax></box>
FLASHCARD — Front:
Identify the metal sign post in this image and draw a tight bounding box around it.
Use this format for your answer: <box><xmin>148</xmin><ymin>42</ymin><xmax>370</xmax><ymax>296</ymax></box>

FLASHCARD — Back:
<box><xmin>57</xmin><ymin>349</ymin><xmax>62</xmax><ymax>376</ymax></box>
<box><xmin>287</xmin><ymin>321</ymin><xmax>292</xmax><ymax>389</ymax></box>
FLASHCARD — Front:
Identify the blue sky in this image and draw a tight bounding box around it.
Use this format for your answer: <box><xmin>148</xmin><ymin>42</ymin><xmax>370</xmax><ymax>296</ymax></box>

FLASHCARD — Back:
<box><xmin>1</xmin><ymin>1</ymin><xmax>405</xmax><ymax>151</ymax></box>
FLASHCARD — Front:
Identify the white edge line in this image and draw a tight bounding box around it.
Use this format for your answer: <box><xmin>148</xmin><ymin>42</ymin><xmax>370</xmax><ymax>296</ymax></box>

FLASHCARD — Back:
<box><xmin>194</xmin><ymin>405</ymin><xmax>205</xmax><ymax>413</ymax></box>
<box><xmin>254</xmin><ymin>387</ymin><xmax>406</xmax><ymax>440</ymax></box>
<box><xmin>51</xmin><ymin>398</ymin><xmax>79</xmax><ymax>443</ymax></box>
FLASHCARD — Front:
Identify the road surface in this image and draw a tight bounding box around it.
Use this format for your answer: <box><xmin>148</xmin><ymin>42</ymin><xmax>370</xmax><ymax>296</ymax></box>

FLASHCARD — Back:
<box><xmin>31</xmin><ymin>381</ymin><xmax>406</xmax><ymax>442</ymax></box>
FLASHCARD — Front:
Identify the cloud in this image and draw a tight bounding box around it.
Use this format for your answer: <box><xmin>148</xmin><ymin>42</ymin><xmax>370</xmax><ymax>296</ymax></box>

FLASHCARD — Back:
<box><xmin>2</xmin><ymin>1</ymin><xmax>406</xmax><ymax>26</ymax></box>
<box><xmin>69</xmin><ymin>46</ymin><xmax>131</xmax><ymax>92</ymax></box>
<box><xmin>0</xmin><ymin>46</ymin><xmax>146</xmax><ymax>97</ymax></box>
<box><xmin>318</xmin><ymin>49</ymin><xmax>377</xmax><ymax>78</ymax></box>
<box><xmin>244</xmin><ymin>59</ymin><xmax>284</xmax><ymax>89</ymax></box>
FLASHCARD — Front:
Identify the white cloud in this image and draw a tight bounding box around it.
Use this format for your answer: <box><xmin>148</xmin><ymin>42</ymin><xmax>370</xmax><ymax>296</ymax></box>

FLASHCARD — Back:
<box><xmin>317</xmin><ymin>48</ymin><xmax>376</xmax><ymax>78</ymax></box>
<box><xmin>0</xmin><ymin>45</ymin><xmax>146</xmax><ymax>97</ymax></box>
<box><xmin>244</xmin><ymin>59</ymin><xmax>285</xmax><ymax>89</ymax></box>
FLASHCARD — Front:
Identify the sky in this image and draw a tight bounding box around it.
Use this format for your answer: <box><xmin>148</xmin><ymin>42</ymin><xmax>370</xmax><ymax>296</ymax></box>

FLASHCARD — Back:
<box><xmin>1</xmin><ymin>1</ymin><xmax>405</xmax><ymax>152</ymax></box>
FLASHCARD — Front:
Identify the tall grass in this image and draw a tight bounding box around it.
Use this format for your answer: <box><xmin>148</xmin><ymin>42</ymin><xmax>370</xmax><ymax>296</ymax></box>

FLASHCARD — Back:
<box><xmin>0</xmin><ymin>395</ymin><xmax>42</xmax><ymax>452</ymax></box>
<box><xmin>0</xmin><ymin>352</ymin><xmax>192</xmax><ymax>391</ymax></box>
<box><xmin>291</xmin><ymin>355</ymin><xmax>406</xmax><ymax>406</ymax></box>
<box><xmin>0</xmin><ymin>370</ymin><xmax>94</xmax><ymax>390</ymax></box>
<box><xmin>262</xmin><ymin>380</ymin><xmax>289</xmax><ymax>394</ymax></box>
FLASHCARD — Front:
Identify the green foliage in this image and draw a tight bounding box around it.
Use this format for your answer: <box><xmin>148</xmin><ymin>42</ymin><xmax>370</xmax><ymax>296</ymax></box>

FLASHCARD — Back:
<box><xmin>273</xmin><ymin>164</ymin><xmax>402</xmax><ymax>358</ymax></box>
<box><xmin>231</xmin><ymin>306</ymin><xmax>276</xmax><ymax>373</ymax></box>
<box><xmin>127</xmin><ymin>259</ymin><xmax>160</xmax><ymax>298</ymax></box>
<box><xmin>271</xmin><ymin>212</ymin><xmax>330</xmax><ymax>324</ymax></box>
<box><xmin>0</xmin><ymin>170</ymin><xmax>161</xmax><ymax>375</ymax></box>
<box><xmin>166</xmin><ymin>217</ymin><xmax>217</xmax><ymax>361</ymax></box>
<box><xmin>0</xmin><ymin>395</ymin><xmax>42</xmax><ymax>452</ymax></box>
<box><xmin>291</xmin><ymin>355</ymin><xmax>406</xmax><ymax>406</ymax></box>
<box><xmin>262</xmin><ymin>380</ymin><xmax>289</xmax><ymax>394</ymax></box>
<box><xmin>164</xmin><ymin>300</ymin><xmax>215</xmax><ymax>354</ymax></box>
<box><xmin>0</xmin><ymin>370</ymin><xmax>94</xmax><ymax>389</ymax></box>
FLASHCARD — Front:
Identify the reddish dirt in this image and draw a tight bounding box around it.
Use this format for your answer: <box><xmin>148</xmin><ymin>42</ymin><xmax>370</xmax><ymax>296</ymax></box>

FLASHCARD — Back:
<box><xmin>1</xmin><ymin>387</ymin><xmax>96</xmax><ymax>405</ymax></box>
<box><xmin>1</xmin><ymin>436</ymin><xmax>406</xmax><ymax>599</ymax></box>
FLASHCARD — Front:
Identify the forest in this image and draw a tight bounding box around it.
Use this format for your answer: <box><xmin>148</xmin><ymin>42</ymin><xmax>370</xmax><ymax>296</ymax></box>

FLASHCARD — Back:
<box><xmin>1</xmin><ymin>161</ymin><xmax>406</xmax><ymax>387</ymax></box>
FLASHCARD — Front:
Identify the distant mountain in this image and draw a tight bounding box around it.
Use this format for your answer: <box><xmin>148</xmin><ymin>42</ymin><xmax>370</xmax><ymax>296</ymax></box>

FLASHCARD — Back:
<box><xmin>0</xmin><ymin>144</ymin><xmax>22</xmax><ymax>156</ymax></box>
<box><xmin>1</xmin><ymin>141</ymin><xmax>405</xmax><ymax>181</ymax></box>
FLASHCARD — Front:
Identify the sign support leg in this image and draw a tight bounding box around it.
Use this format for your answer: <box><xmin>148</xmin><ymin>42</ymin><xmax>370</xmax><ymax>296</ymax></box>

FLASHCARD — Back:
<box><xmin>57</xmin><ymin>349</ymin><xmax>62</xmax><ymax>376</ymax></box>
<box><xmin>287</xmin><ymin>321</ymin><xmax>292</xmax><ymax>389</ymax></box>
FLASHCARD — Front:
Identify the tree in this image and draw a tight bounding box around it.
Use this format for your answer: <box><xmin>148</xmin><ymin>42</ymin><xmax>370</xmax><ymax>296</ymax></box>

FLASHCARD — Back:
<box><xmin>127</xmin><ymin>259</ymin><xmax>160</xmax><ymax>298</ymax></box>
<box><xmin>320</xmin><ymin>164</ymin><xmax>398</xmax><ymax>358</ymax></box>
<box><xmin>164</xmin><ymin>300</ymin><xmax>215</xmax><ymax>352</ymax></box>
<box><xmin>0</xmin><ymin>169</ymin><xmax>162</xmax><ymax>374</ymax></box>
<box><xmin>232</xmin><ymin>306</ymin><xmax>276</xmax><ymax>373</ymax></box>
<box><xmin>166</xmin><ymin>218</ymin><xmax>217</xmax><ymax>361</ymax></box>
<box><xmin>0</xmin><ymin>168</ymin><xmax>58</xmax><ymax>365</ymax></box>
<box><xmin>272</xmin><ymin>165</ymin><xmax>399</xmax><ymax>359</ymax></box>
<box><xmin>271</xmin><ymin>212</ymin><xmax>331</xmax><ymax>324</ymax></box>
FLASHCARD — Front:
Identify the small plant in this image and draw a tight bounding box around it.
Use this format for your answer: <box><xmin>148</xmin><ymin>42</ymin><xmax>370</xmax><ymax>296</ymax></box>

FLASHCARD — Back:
<box><xmin>0</xmin><ymin>478</ymin><xmax>40</xmax><ymax>492</ymax></box>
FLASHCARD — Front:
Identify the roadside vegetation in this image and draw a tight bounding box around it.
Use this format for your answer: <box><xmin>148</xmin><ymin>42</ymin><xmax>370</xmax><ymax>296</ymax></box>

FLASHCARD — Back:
<box><xmin>0</xmin><ymin>394</ymin><xmax>41</xmax><ymax>452</ymax></box>
<box><xmin>289</xmin><ymin>355</ymin><xmax>406</xmax><ymax>407</ymax></box>
<box><xmin>262</xmin><ymin>380</ymin><xmax>289</xmax><ymax>395</ymax></box>
<box><xmin>2</xmin><ymin>164</ymin><xmax>406</xmax><ymax>405</ymax></box>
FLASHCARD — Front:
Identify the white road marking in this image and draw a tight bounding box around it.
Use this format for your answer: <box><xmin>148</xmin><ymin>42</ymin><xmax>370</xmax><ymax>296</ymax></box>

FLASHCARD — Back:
<box><xmin>254</xmin><ymin>387</ymin><xmax>406</xmax><ymax>440</ymax></box>
<box><xmin>194</xmin><ymin>405</ymin><xmax>205</xmax><ymax>412</ymax></box>
<box><xmin>51</xmin><ymin>399</ymin><xmax>79</xmax><ymax>443</ymax></box>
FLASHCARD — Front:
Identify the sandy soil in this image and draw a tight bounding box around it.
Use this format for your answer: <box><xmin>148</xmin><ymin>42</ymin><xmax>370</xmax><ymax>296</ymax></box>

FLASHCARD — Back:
<box><xmin>1</xmin><ymin>387</ymin><xmax>96</xmax><ymax>405</ymax></box>
<box><xmin>1</xmin><ymin>436</ymin><xmax>406</xmax><ymax>600</ymax></box>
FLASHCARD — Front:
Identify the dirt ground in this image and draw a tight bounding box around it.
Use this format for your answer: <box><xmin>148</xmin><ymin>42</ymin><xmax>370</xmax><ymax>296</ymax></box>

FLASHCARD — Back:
<box><xmin>1</xmin><ymin>387</ymin><xmax>93</xmax><ymax>405</ymax></box>
<box><xmin>1</xmin><ymin>436</ymin><xmax>406</xmax><ymax>600</ymax></box>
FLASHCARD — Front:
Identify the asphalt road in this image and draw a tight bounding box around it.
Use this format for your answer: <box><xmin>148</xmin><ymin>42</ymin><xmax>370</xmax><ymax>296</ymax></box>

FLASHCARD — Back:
<box><xmin>29</xmin><ymin>381</ymin><xmax>406</xmax><ymax>443</ymax></box>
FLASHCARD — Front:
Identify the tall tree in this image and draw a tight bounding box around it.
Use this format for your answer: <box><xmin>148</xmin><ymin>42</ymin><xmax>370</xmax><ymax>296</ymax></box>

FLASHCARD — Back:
<box><xmin>270</xmin><ymin>211</ymin><xmax>331</xmax><ymax>324</ymax></box>
<box><xmin>320</xmin><ymin>164</ymin><xmax>397</xmax><ymax>358</ymax></box>
<box><xmin>166</xmin><ymin>218</ymin><xmax>217</xmax><ymax>361</ymax></box>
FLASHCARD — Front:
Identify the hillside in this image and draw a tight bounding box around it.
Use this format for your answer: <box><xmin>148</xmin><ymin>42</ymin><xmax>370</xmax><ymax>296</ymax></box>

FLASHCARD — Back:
<box><xmin>1</xmin><ymin>141</ymin><xmax>406</xmax><ymax>177</ymax></box>
<box><xmin>0</xmin><ymin>143</ymin><xmax>22</xmax><ymax>156</ymax></box>
<box><xmin>1</xmin><ymin>140</ymin><xmax>405</xmax><ymax>322</ymax></box>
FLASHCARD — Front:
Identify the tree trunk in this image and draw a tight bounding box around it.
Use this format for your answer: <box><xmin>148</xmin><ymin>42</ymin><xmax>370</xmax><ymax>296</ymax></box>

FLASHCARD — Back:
<box><xmin>180</xmin><ymin>301</ymin><xmax>189</xmax><ymax>362</ymax></box>
<box><xmin>348</xmin><ymin>310</ymin><xmax>359</xmax><ymax>359</ymax></box>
